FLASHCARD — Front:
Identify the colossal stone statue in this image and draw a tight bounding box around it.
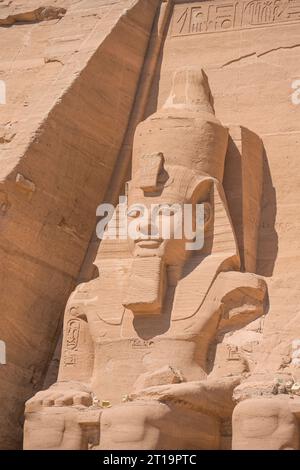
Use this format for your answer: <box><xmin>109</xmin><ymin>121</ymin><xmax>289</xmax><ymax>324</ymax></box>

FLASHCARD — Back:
<box><xmin>23</xmin><ymin>68</ymin><xmax>268</xmax><ymax>450</ymax></box>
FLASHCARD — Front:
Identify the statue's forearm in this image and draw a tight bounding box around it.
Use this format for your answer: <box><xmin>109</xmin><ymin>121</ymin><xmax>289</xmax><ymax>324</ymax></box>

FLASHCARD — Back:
<box><xmin>129</xmin><ymin>376</ymin><xmax>241</xmax><ymax>419</ymax></box>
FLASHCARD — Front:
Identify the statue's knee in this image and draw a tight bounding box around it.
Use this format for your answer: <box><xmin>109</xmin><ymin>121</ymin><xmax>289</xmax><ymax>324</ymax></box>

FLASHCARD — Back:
<box><xmin>232</xmin><ymin>398</ymin><xmax>299</xmax><ymax>450</ymax></box>
<box><xmin>24</xmin><ymin>407</ymin><xmax>85</xmax><ymax>450</ymax></box>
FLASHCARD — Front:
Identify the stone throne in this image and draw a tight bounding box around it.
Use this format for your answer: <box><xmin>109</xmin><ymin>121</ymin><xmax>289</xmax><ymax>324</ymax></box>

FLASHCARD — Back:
<box><xmin>24</xmin><ymin>68</ymin><xmax>267</xmax><ymax>450</ymax></box>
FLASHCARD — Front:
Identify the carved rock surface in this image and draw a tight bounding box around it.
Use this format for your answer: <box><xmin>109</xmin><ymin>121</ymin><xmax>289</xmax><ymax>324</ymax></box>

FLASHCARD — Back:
<box><xmin>0</xmin><ymin>5</ymin><xmax>67</xmax><ymax>26</ymax></box>
<box><xmin>2</xmin><ymin>0</ymin><xmax>300</xmax><ymax>451</ymax></box>
<box><xmin>0</xmin><ymin>0</ymin><xmax>159</xmax><ymax>449</ymax></box>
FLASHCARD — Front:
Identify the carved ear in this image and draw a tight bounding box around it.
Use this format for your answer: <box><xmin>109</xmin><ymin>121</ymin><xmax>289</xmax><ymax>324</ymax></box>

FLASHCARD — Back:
<box><xmin>186</xmin><ymin>174</ymin><xmax>214</xmax><ymax>203</ymax></box>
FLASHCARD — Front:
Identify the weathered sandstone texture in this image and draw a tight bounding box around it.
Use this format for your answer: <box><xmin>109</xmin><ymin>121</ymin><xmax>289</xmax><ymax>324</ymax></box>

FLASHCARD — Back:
<box><xmin>0</xmin><ymin>0</ymin><xmax>160</xmax><ymax>449</ymax></box>
<box><xmin>24</xmin><ymin>65</ymin><xmax>269</xmax><ymax>450</ymax></box>
<box><xmin>1</xmin><ymin>0</ymin><xmax>300</xmax><ymax>450</ymax></box>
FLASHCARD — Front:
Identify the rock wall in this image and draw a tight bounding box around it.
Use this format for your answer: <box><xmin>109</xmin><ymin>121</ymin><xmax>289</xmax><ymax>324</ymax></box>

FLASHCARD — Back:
<box><xmin>2</xmin><ymin>0</ymin><xmax>300</xmax><ymax>450</ymax></box>
<box><xmin>0</xmin><ymin>0</ymin><xmax>160</xmax><ymax>449</ymax></box>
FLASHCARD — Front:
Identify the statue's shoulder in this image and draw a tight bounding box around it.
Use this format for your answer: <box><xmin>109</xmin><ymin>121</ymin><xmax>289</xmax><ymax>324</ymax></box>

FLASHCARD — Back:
<box><xmin>67</xmin><ymin>247</ymin><xmax>132</xmax><ymax>326</ymax></box>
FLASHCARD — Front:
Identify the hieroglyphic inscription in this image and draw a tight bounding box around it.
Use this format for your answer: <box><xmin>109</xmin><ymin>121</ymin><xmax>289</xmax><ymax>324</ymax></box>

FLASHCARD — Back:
<box><xmin>64</xmin><ymin>318</ymin><xmax>80</xmax><ymax>365</ymax></box>
<box><xmin>172</xmin><ymin>0</ymin><xmax>300</xmax><ymax>36</ymax></box>
<box><xmin>66</xmin><ymin>319</ymin><xmax>80</xmax><ymax>350</ymax></box>
<box><xmin>130</xmin><ymin>339</ymin><xmax>154</xmax><ymax>349</ymax></box>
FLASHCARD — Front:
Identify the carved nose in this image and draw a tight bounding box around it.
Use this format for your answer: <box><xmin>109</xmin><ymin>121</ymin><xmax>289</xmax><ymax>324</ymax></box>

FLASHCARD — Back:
<box><xmin>139</xmin><ymin>221</ymin><xmax>158</xmax><ymax>237</ymax></box>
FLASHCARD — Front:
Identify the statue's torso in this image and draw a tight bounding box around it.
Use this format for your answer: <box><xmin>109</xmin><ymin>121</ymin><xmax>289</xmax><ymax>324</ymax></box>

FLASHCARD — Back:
<box><xmin>72</xmin><ymin>277</ymin><xmax>209</xmax><ymax>402</ymax></box>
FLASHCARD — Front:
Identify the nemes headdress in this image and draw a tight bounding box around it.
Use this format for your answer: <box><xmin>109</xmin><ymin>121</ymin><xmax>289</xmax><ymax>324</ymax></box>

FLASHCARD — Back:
<box><xmin>133</xmin><ymin>67</ymin><xmax>229</xmax><ymax>184</ymax></box>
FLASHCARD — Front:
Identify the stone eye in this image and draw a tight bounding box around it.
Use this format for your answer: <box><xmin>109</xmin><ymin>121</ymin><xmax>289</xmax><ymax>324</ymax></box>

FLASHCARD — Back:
<box><xmin>128</xmin><ymin>208</ymin><xmax>142</xmax><ymax>218</ymax></box>
<box><xmin>160</xmin><ymin>207</ymin><xmax>177</xmax><ymax>216</ymax></box>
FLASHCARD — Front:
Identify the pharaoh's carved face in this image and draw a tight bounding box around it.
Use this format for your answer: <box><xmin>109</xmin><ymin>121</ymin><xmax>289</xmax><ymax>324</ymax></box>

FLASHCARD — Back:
<box><xmin>126</xmin><ymin>153</ymin><xmax>212</xmax><ymax>267</ymax></box>
<box><xmin>122</xmin><ymin>67</ymin><xmax>227</xmax><ymax>315</ymax></box>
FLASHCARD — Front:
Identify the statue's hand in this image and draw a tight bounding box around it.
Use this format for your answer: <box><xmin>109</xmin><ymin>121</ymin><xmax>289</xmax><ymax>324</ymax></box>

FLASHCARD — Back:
<box><xmin>25</xmin><ymin>381</ymin><xmax>92</xmax><ymax>412</ymax></box>
<box><xmin>129</xmin><ymin>376</ymin><xmax>241</xmax><ymax>419</ymax></box>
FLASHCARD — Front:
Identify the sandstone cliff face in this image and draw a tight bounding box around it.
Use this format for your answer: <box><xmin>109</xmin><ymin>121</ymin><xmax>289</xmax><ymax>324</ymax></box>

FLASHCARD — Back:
<box><xmin>2</xmin><ymin>0</ymin><xmax>300</xmax><ymax>451</ymax></box>
<box><xmin>0</xmin><ymin>0</ymin><xmax>159</xmax><ymax>449</ymax></box>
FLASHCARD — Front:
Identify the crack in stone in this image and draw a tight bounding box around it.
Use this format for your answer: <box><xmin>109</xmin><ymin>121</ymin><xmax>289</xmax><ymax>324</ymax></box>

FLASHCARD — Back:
<box><xmin>221</xmin><ymin>53</ymin><xmax>257</xmax><ymax>68</ymax></box>
<box><xmin>258</xmin><ymin>43</ymin><xmax>300</xmax><ymax>58</ymax></box>
<box><xmin>221</xmin><ymin>44</ymin><xmax>300</xmax><ymax>67</ymax></box>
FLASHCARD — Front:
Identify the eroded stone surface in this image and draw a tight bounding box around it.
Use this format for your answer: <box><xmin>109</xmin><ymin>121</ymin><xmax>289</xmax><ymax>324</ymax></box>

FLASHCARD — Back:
<box><xmin>1</xmin><ymin>0</ymin><xmax>300</xmax><ymax>450</ymax></box>
<box><xmin>23</xmin><ymin>66</ymin><xmax>268</xmax><ymax>450</ymax></box>
<box><xmin>0</xmin><ymin>0</ymin><xmax>160</xmax><ymax>449</ymax></box>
